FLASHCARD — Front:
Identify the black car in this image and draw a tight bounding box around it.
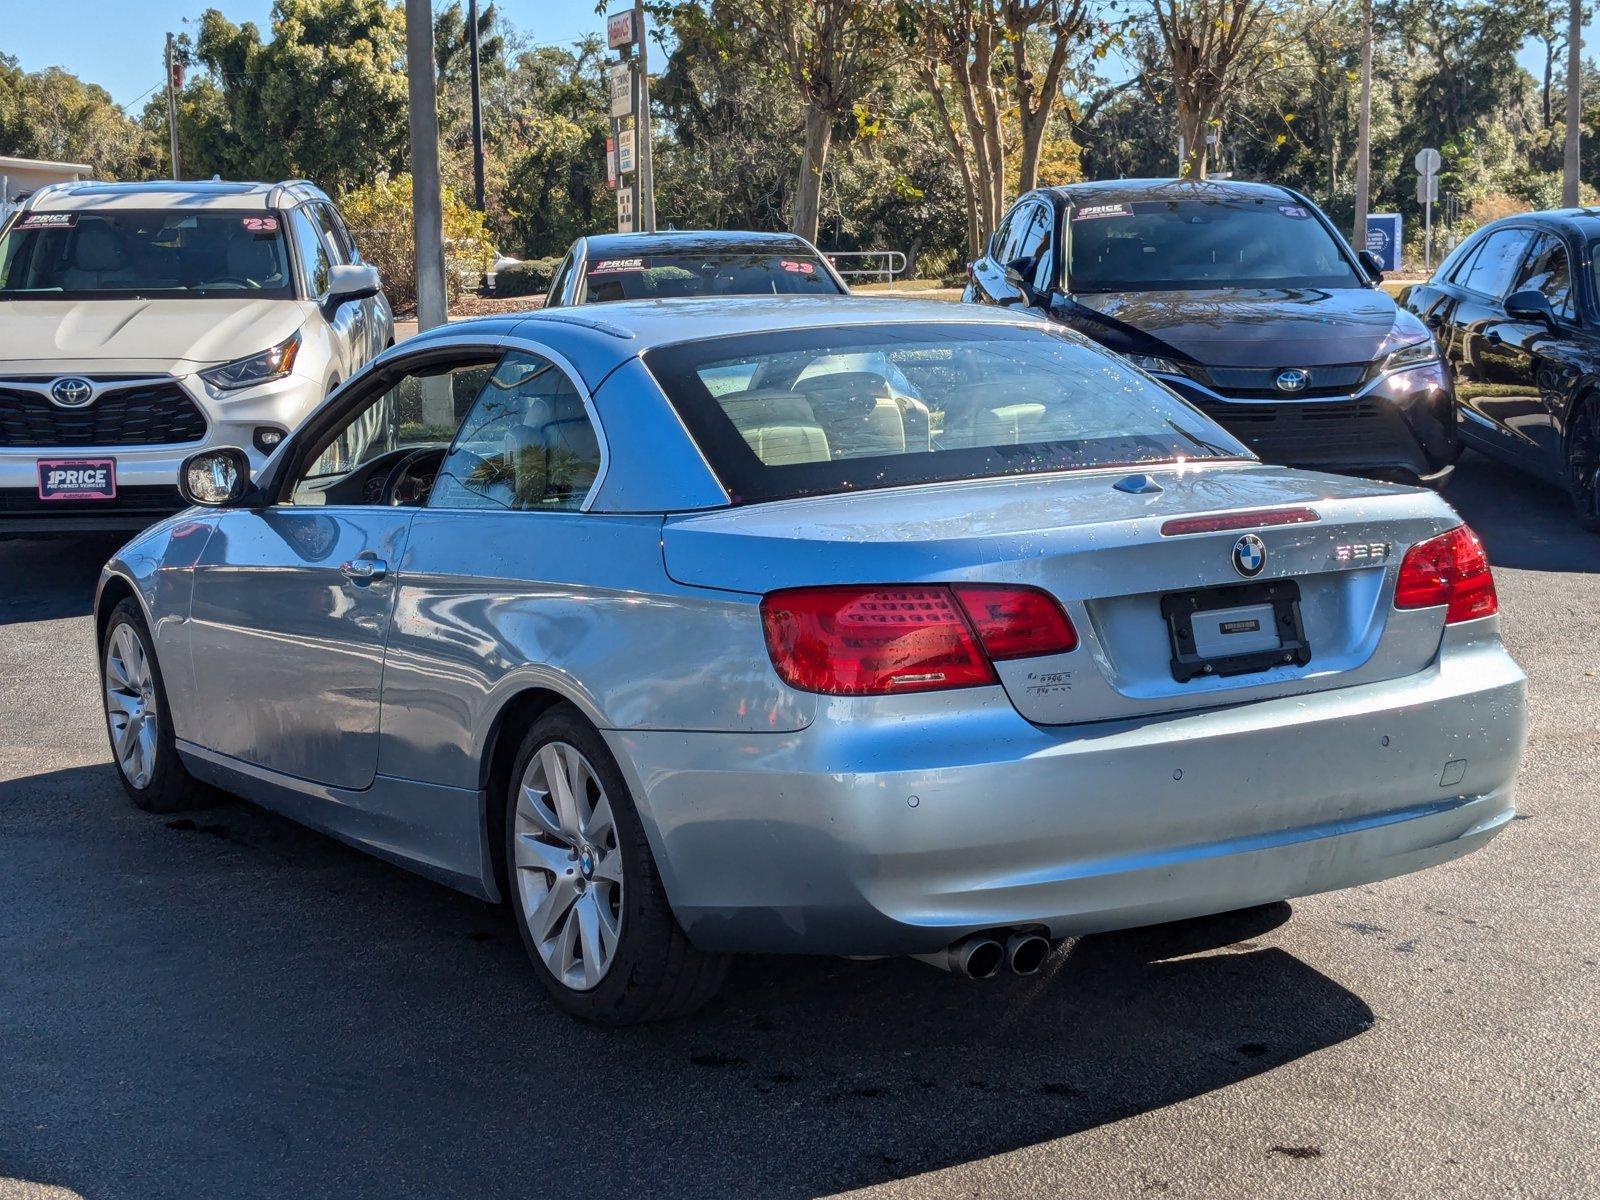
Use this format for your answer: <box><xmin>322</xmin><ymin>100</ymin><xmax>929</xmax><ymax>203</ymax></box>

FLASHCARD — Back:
<box><xmin>542</xmin><ymin>230</ymin><xmax>849</xmax><ymax>306</ymax></box>
<box><xmin>965</xmin><ymin>179</ymin><xmax>1457</xmax><ymax>487</ymax></box>
<box><xmin>1402</xmin><ymin>208</ymin><xmax>1600</xmax><ymax>530</ymax></box>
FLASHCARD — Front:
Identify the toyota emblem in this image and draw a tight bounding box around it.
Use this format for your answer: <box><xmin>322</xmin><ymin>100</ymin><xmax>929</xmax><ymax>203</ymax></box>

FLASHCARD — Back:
<box><xmin>49</xmin><ymin>377</ymin><xmax>95</xmax><ymax>408</ymax></box>
<box><xmin>1274</xmin><ymin>368</ymin><xmax>1309</xmax><ymax>393</ymax></box>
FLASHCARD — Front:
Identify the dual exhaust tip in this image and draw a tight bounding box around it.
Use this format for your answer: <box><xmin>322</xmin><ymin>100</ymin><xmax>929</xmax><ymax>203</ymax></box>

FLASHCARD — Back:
<box><xmin>915</xmin><ymin>930</ymin><xmax>1052</xmax><ymax>979</ymax></box>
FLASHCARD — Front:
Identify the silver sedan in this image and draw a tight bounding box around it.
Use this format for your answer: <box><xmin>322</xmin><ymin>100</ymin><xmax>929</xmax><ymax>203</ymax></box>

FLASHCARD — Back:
<box><xmin>95</xmin><ymin>297</ymin><xmax>1527</xmax><ymax>1024</ymax></box>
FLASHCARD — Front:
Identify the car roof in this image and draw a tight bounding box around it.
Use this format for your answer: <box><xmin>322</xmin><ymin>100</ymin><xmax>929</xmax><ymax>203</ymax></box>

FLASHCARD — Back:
<box><xmin>1479</xmin><ymin>208</ymin><xmax>1600</xmax><ymax>238</ymax></box>
<box><xmin>1041</xmin><ymin>178</ymin><xmax>1298</xmax><ymax>207</ymax></box>
<box><xmin>515</xmin><ymin>295</ymin><xmax>1038</xmax><ymax>351</ymax></box>
<box><xmin>579</xmin><ymin>230</ymin><xmax>819</xmax><ymax>258</ymax></box>
<box><xmin>20</xmin><ymin>178</ymin><xmax>331</xmax><ymax>212</ymax></box>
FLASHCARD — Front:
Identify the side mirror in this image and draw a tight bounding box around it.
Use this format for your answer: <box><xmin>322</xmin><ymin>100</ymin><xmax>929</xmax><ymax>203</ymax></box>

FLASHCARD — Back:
<box><xmin>1358</xmin><ymin>249</ymin><xmax>1386</xmax><ymax>281</ymax></box>
<box><xmin>1001</xmin><ymin>257</ymin><xmax>1037</xmax><ymax>306</ymax></box>
<box><xmin>324</xmin><ymin>263</ymin><xmax>381</xmax><ymax>314</ymax></box>
<box><xmin>179</xmin><ymin>447</ymin><xmax>252</xmax><ymax>507</ymax></box>
<box><xmin>1504</xmin><ymin>288</ymin><xmax>1555</xmax><ymax>325</ymax></box>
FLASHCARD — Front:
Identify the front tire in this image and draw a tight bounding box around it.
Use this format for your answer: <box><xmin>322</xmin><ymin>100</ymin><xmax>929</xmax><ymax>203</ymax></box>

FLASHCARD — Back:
<box><xmin>1565</xmin><ymin>393</ymin><xmax>1600</xmax><ymax>532</ymax></box>
<box><xmin>101</xmin><ymin>598</ymin><xmax>207</xmax><ymax>813</ymax></box>
<box><xmin>504</xmin><ymin>705</ymin><xmax>726</xmax><ymax>1025</ymax></box>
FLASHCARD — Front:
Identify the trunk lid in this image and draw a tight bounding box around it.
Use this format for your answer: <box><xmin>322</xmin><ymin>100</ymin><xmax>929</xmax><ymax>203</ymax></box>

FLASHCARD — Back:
<box><xmin>662</xmin><ymin>463</ymin><xmax>1465</xmax><ymax>723</ymax></box>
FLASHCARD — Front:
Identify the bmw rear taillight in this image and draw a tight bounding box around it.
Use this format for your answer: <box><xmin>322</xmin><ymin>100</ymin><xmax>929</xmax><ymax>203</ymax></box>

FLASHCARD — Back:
<box><xmin>760</xmin><ymin>584</ymin><xmax>1077</xmax><ymax>695</ymax></box>
<box><xmin>1393</xmin><ymin>525</ymin><xmax>1497</xmax><ymax>623</ymax></box>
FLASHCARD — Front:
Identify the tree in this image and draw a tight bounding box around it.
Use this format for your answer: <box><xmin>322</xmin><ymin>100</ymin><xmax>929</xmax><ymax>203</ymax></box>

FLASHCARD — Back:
<box><xmin>0</xmin><ymin>56</ymin><xmax>162</xmax><ymax>180</ymax></box>
<box><xmin>726</xmin><ymin>0</ymin><xmax>898</xmax><ymax>241</ymax></box>
<box><xmin>173</xmin><ymin>0</ymin><xmax>410</xmax><ymax>193</ymax></box>
<box><xmin>1147</xmin><ymin>0</ymin><xmax>1286</xmax><ymax>177</ymax></box>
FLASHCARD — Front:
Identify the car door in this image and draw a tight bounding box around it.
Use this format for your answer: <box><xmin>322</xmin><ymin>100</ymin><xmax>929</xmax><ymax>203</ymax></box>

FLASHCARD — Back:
<box><xmin>1497</xmin><ymin>231</ymin><xmax>1589</xmax><ymax>479</ymax></box>
<box><xmin>183</xmin><ymin>348</ymin><xmax>502</xmax><ymax>789</ymax></box>
<box><xmin>1443</xmin><ymin>226</ymin><xmax>1539</xmax><ymax>462</ymax></box>
<box><xmin>969</xmin><ymin>201</ymin><xmax>1037</xmax><ymax>307</ymax></box>
<box><xmin>286</xmin><ymin>203</ymin><xmax>363</xmax><ymax>384</ymax></box>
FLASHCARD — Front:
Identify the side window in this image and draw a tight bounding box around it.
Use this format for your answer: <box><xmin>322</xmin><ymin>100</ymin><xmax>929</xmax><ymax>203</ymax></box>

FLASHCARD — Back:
<box><xmin>311</xmin><ymin>203</ymin><xmax>355</xmax><ymax>264</ymax></box>
<box><xmin>428</xmin><ymin>350</ymin><xmax>602</xmax><ymax>512</ymax></box>
<box><xmin>1513</xmin><ymin>233</ymin><xmax>1575</xmax><ymax>319</ymax></box>
<box><xmin>1444</xmin><ymin>234</ymin><xmax>1485</xmax><ymax>285</ymax></box>
<box><xmin>545</xmin><ymin>250</ymin><xmax>575</xmax><ymax>307</ymax></box>
<box><xmin>1018</xmin><ymin>206</ymin><xmax>1055</xmax><ymax>290</ymax></box>
<box><xmin>989</xmin><ymin>209</ymin><xmax>1018</xmax><ymax>261</ymax></box>
<box><xmin>1460</xmin><ymin>228</ymin><xmax>1533</xmax><ymax>299</ymax></box>
<box><xmin>288</xmin><ymin>356</ymin><xmax>498</xmax><ymax>506</ymax></box>
<box><xmin>998</xmin><ymin>203</ymin><xmax>1039</xmax><ymax>266</ymax></box>
<box><xmin>286</xmin><ymin>206</ymin><xmax>333</xmax><ymax>297</ymax></box>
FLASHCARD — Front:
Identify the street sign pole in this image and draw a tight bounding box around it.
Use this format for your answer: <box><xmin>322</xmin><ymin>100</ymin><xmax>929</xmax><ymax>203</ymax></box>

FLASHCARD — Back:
<box><xmin>1414</xmin><ymin>148</ymin><xmax>1441</xmax><ymax>272</ymax></box>
<box><xmin>467</xmin><ymin>0</ymin><xmax>485</xmax><ymax>211</ymax></box>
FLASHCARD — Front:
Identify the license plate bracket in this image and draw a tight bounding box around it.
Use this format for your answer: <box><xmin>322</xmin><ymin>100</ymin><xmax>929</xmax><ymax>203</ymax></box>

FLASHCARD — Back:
<box><xmin>1161</xmin><ymin>579</ymin><xmax>1310</xmax><ymax>682</ymax></box>
<box><xmin>37</xmin><ymin>458</ymin><xmax>117</xmax><ymax>502</ymax></box>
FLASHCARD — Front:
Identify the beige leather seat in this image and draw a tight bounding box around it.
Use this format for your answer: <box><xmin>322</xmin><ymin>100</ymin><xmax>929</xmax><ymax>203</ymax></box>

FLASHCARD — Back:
<box><xmin>503</xmin><ymin>393</ymin><xmax>601</xmax><ymax>507</ymax></box>
<box><xmin>719</xmin><ymin>390</ymin><xmax>830</xmax><ymax>465</ymax></box>
<box><xmin>61</xmin><ymin>223</ymin><xmax>136</xmax><ymax>291</ymax></box>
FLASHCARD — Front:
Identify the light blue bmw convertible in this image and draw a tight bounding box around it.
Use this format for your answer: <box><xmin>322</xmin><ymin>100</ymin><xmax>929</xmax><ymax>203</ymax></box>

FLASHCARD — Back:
<box><xmin>96</xmin><ymin>297</ymin><xmax>1526</xmax><ymax>1024</ymax></box>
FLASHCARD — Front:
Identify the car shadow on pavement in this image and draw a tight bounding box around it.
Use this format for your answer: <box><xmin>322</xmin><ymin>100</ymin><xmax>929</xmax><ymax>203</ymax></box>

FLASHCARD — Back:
<box><xmin>0</xmin><ymin>534</ymin><xmax>124</xmax><ymax>624</ymax></box>
<box><xmin>1</xmin><ymin>764</ymin><xmax>1375</xmax><ymax>1200</ymax></box>
<box><xmin>1444</xmin><ymin>450</ymin><xmax>1600</xmax><ymax>574</ymax></box>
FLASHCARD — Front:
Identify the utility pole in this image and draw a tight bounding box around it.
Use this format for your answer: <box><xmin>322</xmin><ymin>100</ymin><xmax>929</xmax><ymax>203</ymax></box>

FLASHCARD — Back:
<box><xmin>1563</xmin><ymin>0</ymin><xmax>1583</xmax><ymax>207</ymax></box>
<box><xmin>164</xmin><ymin>33</ymin><xmax>183</xmax><ymax>181</ymax></box>
<box><xmin>633</xmin><ymin>0</ymin><xmax>656</xmax><ymax>233</ymax></box>
<box><xmin>405</xmin><ymin>0</ymin><xmax>449</xmax><ymax>345</ymax></box>
<box><xmin>467</xmin><ymin>0</ymin><xmax>486</xmax><ymax>211</ymax></box>
<box><xmin>1352</xmin><ymin>0</ymin><xmax>1373</xmax><ymax>251</ymax></box>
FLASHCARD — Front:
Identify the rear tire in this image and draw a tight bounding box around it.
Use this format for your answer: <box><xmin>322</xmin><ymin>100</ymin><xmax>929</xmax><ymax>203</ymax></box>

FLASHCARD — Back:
<box><xmin>1564</xmin><ymin>393</ymin><xmax>1600</xmax><ymax>533</ymax></box>
<box><xmin>504</xmin><ymin>704</ymin><xmax>726</xmax><ymax>1025</ymax></box>
<box><xmin>100</xmin><ymin>598</ymin><xmax>208</xmax><ymax>813</ymax></box>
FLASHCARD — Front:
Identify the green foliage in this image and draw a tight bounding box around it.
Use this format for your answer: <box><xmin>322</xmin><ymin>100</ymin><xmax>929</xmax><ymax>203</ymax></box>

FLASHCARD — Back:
<box><xmin>494</xmin><ymin>257</ymin><xmax>562</xmax><ymax>296</ymax></box>
<box><xmin>0</xmin><ymin>56</ymin><xmax>162</xmax><ymax>179</ymax></box>
<box><xmin>171</xmin><ymin>0</ymin><xmax>410</xmax><ymax>193</ymax></box>
<box><xmin>339</xmin><ymin>174</ymin><xmax>495</xmax><ymax>313</ymax></box>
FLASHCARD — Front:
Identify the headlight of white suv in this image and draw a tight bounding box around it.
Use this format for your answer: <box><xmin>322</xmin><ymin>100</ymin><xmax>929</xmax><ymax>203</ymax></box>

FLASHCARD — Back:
<box><xmin>1378</xmin><ymin>338</ymin><xmax>1440</xmax><ymax>373</ymax></box>
<box><xmin>200</xmin><ymin>331</ymin><xmax>302</xmax><ymax>393</ymax></box>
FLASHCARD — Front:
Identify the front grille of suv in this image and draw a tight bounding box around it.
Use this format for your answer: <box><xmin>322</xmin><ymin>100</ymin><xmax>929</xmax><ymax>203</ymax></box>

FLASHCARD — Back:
<box><xmin>0</xmin><ymin>378</ymin><xmax>208</xmax><ymax>447</ymax></box>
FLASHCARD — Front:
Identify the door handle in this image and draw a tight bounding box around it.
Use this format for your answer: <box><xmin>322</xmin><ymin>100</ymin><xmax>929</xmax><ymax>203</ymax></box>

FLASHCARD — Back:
<box><xmin>340</xmin><ymin>558</ymin><xmax>388</xmax><ymax>583</ymax></box>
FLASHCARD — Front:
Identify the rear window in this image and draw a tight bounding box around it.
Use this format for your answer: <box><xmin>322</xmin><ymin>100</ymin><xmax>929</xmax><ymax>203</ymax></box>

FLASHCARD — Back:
<box><xmin>0</xmin><ymin>209</ymin><xmax>293</xmax><ymax>299</ymax></box>
<box><xmin>578</xmin><ymin>253</ymin><xmax>840</xmax><ymax>303</ymax></box>
<box><xmin>644</xmin><ymin>323</ymin><xmax>1249</xmax><ymax>504</ymax></box>
<box><xmin>1067</xmin><ymin>198</ymin><xmax>1360</xmax><ymax>292</ymax></box>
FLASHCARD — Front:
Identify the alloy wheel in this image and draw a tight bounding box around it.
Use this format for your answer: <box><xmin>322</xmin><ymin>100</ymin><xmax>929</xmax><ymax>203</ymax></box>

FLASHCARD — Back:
<box><xmin>104</xmin><ymin>624</ymin><xmax>158</xmax><ymax>790</ymax></box>
<box><xmin>512</xmin><ymin>741</ymin><xmax>625</xmax><ymax>991</ymax></box>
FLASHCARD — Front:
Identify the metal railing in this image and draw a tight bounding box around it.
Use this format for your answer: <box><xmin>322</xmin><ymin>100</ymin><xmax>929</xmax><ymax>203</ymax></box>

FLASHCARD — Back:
<box><xmin>823</xmin><ymin>250</ymin><xmax>907</xmax><ymax>285</ymax></box>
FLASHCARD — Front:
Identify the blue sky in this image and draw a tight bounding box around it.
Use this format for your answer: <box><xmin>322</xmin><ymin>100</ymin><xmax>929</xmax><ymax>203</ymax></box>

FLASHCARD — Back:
<box><xmin>4</xmin><ymin>0</ymin><xmax>1595</xmax><ymax>115</ymax></box>
<box><xmin>4</xmin><ymin>0</ymin><xmax>604</xmax><ymax>110</ymax></box>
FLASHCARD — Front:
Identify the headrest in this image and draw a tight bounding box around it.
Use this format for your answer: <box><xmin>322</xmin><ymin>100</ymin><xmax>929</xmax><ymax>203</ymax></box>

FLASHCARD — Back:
<box><xmin>71</xmin><ymin>224</ymin><xmax>125</xmax><ymax>272</ymax></box>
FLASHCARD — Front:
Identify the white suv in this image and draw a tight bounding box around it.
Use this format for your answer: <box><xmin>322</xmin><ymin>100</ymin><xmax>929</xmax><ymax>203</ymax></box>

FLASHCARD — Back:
<box><xmin>0</xmin><ymin>178</ymin><xmax>392</xmax><ymax>533</ymax></box>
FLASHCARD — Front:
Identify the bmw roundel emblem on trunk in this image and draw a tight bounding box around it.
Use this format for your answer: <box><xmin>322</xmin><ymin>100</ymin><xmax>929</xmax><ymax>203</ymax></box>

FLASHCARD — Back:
<box><xmin>49</xmin><ymin>377</ymin><xmax>94</xmax><ymax>408</ymax></box>
<box><xmin>1232</xmin><ymin>533</ymin><xmax>1267</xmax><ymax>577</ymax></box>
<box><xmin>1274</xmin><ymin>368</ymin><xmax>1309</xmax><ymax>393</ymax></box>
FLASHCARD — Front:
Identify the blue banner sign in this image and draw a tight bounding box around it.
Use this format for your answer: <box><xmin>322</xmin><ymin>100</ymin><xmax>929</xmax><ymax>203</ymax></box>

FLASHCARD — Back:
<box><xmin>1365</xmin><ymin>213</ymin><xmax>1403</xmax><ymax>273</ymax></box>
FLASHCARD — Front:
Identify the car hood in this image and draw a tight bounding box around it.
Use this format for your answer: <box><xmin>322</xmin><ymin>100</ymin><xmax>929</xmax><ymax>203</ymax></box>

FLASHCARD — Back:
<box><xmin>0</xmin><ymin>298</ymin><xmax>310</xmax><ymax>369</ymax></box>
<box><xmin>1068</xmin><ymin>287</ymin><xmax>1411</xmax><ymax>367</ymax></box>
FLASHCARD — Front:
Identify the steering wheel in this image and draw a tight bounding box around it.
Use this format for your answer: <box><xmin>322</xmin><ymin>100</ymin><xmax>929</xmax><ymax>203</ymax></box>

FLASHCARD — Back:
<box><xmin>379</xmin><ymin>447</ymin><xmax>444</xmax><ymax>507</ymax></box>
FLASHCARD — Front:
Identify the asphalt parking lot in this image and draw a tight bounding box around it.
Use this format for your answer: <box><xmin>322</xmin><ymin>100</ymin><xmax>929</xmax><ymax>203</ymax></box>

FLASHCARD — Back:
<box><xmin>1</xmin><ymin>451</ymin><xmax>1597</xmax><ymax>1200</ymax></box>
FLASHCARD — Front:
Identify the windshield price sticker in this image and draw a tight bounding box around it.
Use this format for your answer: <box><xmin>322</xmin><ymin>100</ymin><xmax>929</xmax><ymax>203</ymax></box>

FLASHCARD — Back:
<box><xmin>589</xmin><ymin>257</ymin><xmax>645</xmax><ymax>274</ymax></box>
<box><xmin>242</xmin><ymin>216</ymin><xmax>280</xmax><ymax>233</ymax></box>
<box><xmin>1071</xmin><ymin>203</ymin><xmax>1131</xmax><ymax>222</ymax></box>
<box><xmin>1277</xmin><ymin>204</ymin><xmax>1310</xmax><ymax>219</ymax></box>
<box><xmin>17</xmin><ymin>212</ymin><xmax>76</xmax><ymax>230</ymax></box>
<box><xmin>780</xmin><ymin>259</ymin><xmax>816</xmax><ymax>273</ymax></box>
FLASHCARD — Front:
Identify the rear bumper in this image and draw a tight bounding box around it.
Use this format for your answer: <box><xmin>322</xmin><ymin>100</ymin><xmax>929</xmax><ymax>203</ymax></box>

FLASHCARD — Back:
<box><xmin>609</xmin><ymin>626</ymin><xmax>1525</xmax><ymax>955</ymax></box>
<box><xmin>1161</xmin><ymin>362</ymin><xmax>1458</xmax><ymax>482</ymax></box>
